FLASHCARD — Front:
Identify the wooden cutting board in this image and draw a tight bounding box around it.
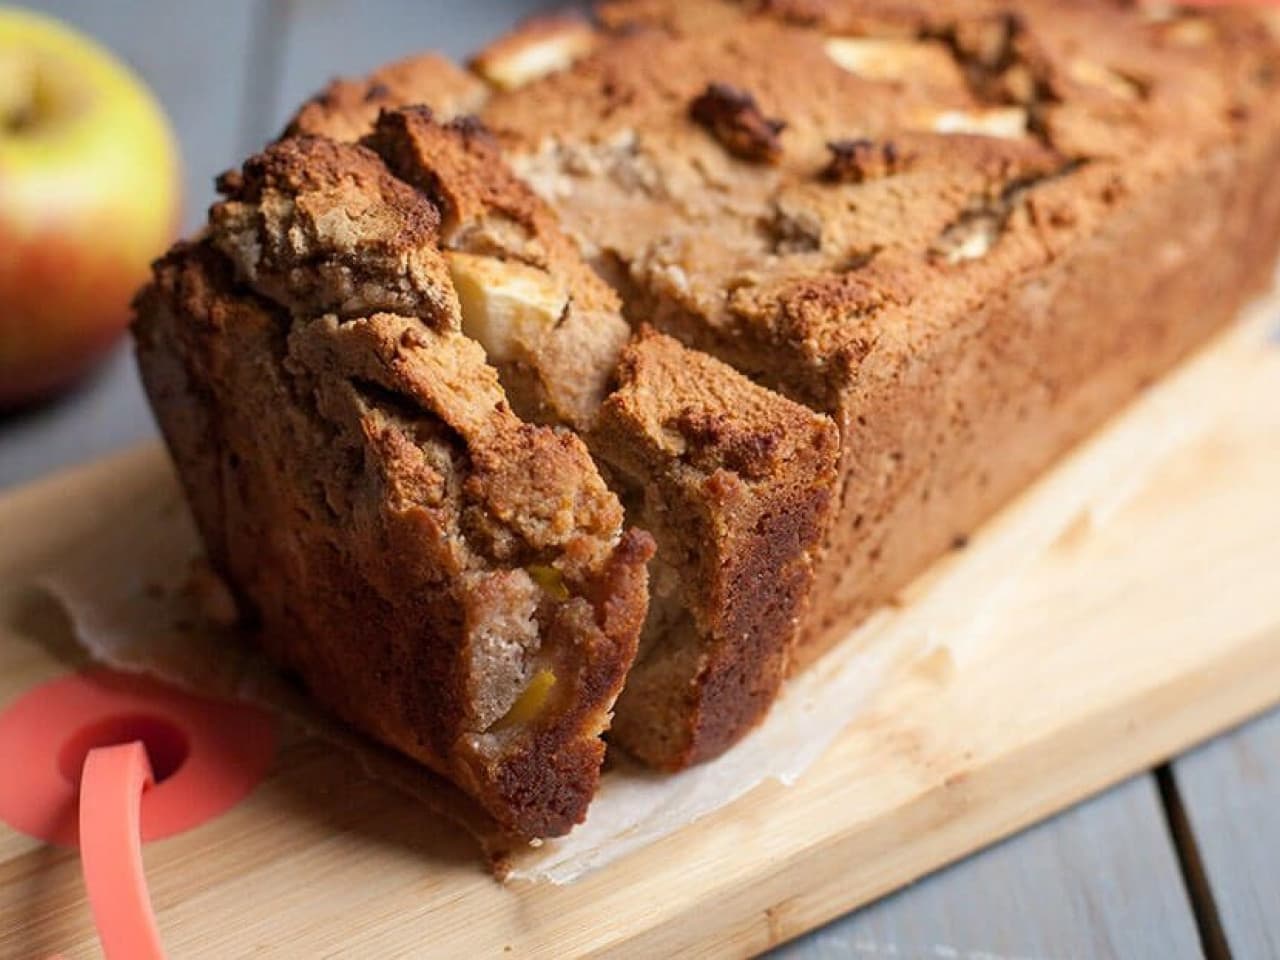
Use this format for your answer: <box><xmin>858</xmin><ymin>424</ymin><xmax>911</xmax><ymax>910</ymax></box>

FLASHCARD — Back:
<box><xmin>2</xmin><ymin>317</ymin><xmax>1279</xmax><ymax>958</ymax></box>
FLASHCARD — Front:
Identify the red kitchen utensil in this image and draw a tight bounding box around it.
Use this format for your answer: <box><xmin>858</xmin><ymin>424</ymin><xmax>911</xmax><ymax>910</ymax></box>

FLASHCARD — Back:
<box><xmin>79</xmin><ymin>741</ymin><xmax>165</xmax><ymax>959</ymax></box>
<box><xmin>0</xmin><ymin>668</ymin><xmax>276</xmax><ymax>956</ymax></box>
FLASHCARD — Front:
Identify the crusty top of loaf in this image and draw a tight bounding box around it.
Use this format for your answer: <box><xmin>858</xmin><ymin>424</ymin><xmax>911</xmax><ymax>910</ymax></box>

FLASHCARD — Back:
<box><xmin>206</xmin><ymin>130</ymin><xmax>632</xmax><ymax>577</ymax></box>
<box><xmin>364</xmin><ymin>107</ymin><xmax>633</xmax><ymax>430</ymax></box>
<box><xmin>211</xmin><ymin>135</ymin><xmax>457</xmax><ymax>325</ymax></box>
<box><xmin>462</xmin><ymin>0</ymin><xmax>1280</xmax><ymax>408</ymax></box>
<box><xmin>365</xmin><ymin>106</ymin><xmax>620</xmax><ymax>319</ymax></box>
<box><xmin>286</xmin><ymin>53</ymin><xmax>489</xmax><ymax>142</ymax></box>
<box><xmin>276</xmin><ymin>2</ymin><xmax>1279</xmax><ymax>411</ymax></box>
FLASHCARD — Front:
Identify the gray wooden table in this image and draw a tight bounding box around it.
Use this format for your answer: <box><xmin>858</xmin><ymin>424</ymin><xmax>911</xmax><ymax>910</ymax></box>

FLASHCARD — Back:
<box><xmin>5</xmin><ymin>3</ymin><xmax>1277</xmax><ymax>957</ymax></box>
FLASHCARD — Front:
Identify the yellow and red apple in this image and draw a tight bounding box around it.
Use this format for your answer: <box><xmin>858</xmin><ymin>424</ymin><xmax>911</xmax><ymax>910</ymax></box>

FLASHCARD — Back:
<box><xmin>0</xmin><ymin>7</ymin><xmax>179</xmax><ymax>408</ymax></box>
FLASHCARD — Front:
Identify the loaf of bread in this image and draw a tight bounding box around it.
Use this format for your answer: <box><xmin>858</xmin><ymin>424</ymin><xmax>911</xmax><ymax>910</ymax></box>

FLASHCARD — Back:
<box><xmin>135</xmin><ymin>105</ymin><xmax>838</xmax><ymax>831</ymax></box>
<box><xmin>136</xmin><ymin>0</ymin><xmax>1280</xmax><ymax>837</ymax></box>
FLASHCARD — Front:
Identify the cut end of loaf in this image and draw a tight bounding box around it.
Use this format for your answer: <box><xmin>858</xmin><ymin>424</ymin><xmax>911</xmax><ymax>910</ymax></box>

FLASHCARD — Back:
<box><xmin>133</xmin><ymin>123</ymin><xmax>658</xmax><ymax>839</ymax></box>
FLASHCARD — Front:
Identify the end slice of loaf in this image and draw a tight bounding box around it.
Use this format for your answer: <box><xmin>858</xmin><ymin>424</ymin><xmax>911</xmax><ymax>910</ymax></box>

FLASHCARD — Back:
<box><xmin>133</xmin><ymin>136</ymin><xmax>654</xmax><ymax>839</ymax></box>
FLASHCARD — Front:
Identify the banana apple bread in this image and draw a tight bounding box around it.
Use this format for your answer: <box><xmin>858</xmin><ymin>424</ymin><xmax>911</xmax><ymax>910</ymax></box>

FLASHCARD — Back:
<box><xmin>136</xmin><ymin>0</ymin><xmax>1280</xmax><ymax>834</ymax></box>
<box><xmin>294</xmin><ymin>0</ymin><xmax>1280</xmax><ymax>671</ymax></box>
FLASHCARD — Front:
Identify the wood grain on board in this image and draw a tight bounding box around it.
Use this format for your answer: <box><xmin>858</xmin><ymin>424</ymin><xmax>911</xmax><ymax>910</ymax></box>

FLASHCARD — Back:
<box><xmin>1</xmin><ymin>317</ymin><xmax>1277</xmax><ymax>957</ymax></box>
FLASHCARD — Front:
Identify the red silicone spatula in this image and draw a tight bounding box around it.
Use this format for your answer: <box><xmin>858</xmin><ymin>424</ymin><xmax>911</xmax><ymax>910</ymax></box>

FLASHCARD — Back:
<box><xmin>78</xmin><ymin>741</ymin><xmax>166</xmax><ymax>960</ymax></box>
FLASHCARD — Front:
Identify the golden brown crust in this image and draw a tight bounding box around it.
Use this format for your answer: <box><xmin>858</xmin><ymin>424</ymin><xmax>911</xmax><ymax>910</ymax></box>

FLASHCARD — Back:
<box><xmin>472</xmin><ymin>0</ymin><xmax>1276</xmax><ymax>394</ymax></box>
<box><xmin>285</xmin><ymin>53</ymin><xmax>488</xmax><ymax>142</ymax></box>
<box><xmin>211</xmin><ymin>136</ymin><xmax>456</xmax><ymax>324</ymax></box>
<box><xmin>364</xmin><ymin>108</ymin><xmax>620</xmax><ymax>318</ymax></box>
<box><xmin>363</xmin><ymin>107</ymin><xmax>630</xmax><ymax>431</ymax></box>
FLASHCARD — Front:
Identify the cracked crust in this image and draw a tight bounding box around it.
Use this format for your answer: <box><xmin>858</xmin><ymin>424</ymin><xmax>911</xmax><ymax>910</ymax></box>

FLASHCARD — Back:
<box><xmin>211</xmin><ymin>136</ymin><xmax>456</xmax><ymax>324</ymax></box>
<box><xmin>468</xmin><ymin>0</ymin><xmax>1275</xmax><ymax>395</ymax></box>
<box><xmin>362</xmin><ymin>107</ymin><xmax>630</xmax><ymax>431</ymax></box>
<box><xmin>469</xmin><ymin>0</ymin><xmax>1280</xmax><ymax>650</ymax></box>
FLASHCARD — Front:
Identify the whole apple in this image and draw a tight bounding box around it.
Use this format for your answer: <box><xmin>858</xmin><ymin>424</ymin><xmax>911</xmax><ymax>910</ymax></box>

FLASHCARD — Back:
<box><xmin>0</xmin><ymin>7</ymin><xmax>179</xmax><ymax>409</ymax></box>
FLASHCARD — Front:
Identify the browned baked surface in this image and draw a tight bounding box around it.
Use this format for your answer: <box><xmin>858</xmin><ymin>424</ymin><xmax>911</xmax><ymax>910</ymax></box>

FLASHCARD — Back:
<box><xmin>133</xmin><ymin>134</ymin><xmax>654</xmax><ymax>840</ymax></box>
<box><xmin>469</xmin><ymin>0</ymin><xmax>1280</xmax><ymax>649</ymax></box>
<box><xmin>286</xmin><ymin>53</ymin><xmax>488</xmax><ymax>143</ymax></box>
<box><xmin>363</xmin><ymin>106</ymin><xmax>631</xmax><ymax>432</ymax></box>
<box><xmin>137</xmin><ymin>103</ymin><xmax>837</xmax><ymax>828</ymax></box>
